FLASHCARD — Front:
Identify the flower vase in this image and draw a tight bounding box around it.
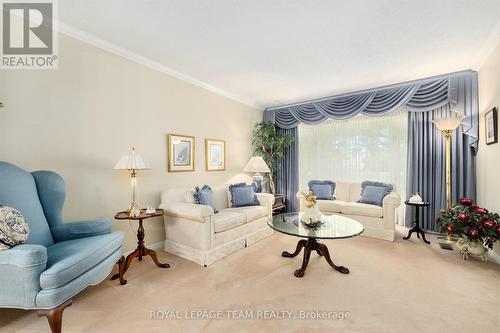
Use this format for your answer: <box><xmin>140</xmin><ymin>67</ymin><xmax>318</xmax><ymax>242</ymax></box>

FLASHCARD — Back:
<box><xmin>456</xmin><ymin>237</ymin><xmax>487</xmax><ymax>261</ymax></box>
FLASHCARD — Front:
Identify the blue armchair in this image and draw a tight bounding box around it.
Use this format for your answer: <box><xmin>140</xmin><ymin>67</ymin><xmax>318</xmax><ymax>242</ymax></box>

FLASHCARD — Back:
<box><xmin>0</xmin><ymin>161</ymin><xmax>125</xmax><ymax>333</ymax></box>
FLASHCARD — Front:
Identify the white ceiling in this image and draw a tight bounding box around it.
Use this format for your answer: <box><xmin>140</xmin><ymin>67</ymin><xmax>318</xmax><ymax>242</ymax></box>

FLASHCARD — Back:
<box><xmin>58</xmin><ymin>1</ymin><xmax>500</xmax><ymax>109</ymax></box>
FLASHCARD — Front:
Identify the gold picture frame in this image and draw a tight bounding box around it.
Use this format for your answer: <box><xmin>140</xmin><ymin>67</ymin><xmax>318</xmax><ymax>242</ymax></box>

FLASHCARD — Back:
<box><xmin>168</xmin><ymin>134</ymin><xmax>195</xmax><ymax>172</ymax></box>
<box><xmin>205</xmin><ymin>139</ymin><xmax>226</xmax><ymax>171</ymax></box>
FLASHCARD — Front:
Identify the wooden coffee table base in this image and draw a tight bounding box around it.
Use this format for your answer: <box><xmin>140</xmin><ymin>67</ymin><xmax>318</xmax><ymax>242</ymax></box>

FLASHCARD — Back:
<box><xmin>282</xmin><ymin>238</ymin><xmax>349</xmax><ymax>278</ymax></box>
<box><xmin>111</xmin><ymin>218</ymin><xmax>170</xmax><ymax>285</ymax></box>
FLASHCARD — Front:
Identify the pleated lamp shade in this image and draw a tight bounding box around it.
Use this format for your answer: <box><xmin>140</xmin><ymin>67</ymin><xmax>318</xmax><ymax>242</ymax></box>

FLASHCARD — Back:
<box><xmin>114</xmin><ymin>148</ymin><xmax>151</xmax><ymax>170</ymax></box>
<box><xmin>243</xmin><ymin>156</ymin><xmax>270</xmax><ymax>173</ymax></box>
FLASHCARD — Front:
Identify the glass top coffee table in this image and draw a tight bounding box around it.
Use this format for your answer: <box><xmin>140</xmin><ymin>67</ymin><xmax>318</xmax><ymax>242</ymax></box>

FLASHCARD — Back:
<box><xmin>268</xmin><ymin>212</ymin><xmax>364</xmax><ymax>278</ymax></box>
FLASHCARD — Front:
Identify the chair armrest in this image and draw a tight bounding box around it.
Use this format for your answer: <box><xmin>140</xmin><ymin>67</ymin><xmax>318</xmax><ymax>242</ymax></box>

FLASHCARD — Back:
<box><xmin>383</xmin><ymin>192</ymin><xmax>401</xmax><ymax>208</ymax></box>
<box><xmin>51</xmin><ymin>218</ymin><xmax>112</xmax><ymax>242</ymax></box>
<box><xmin>161</xmin><ymin>202</ymin><xmax>214</xmax><ymax>222</ymax></box>
<box><xmin>0</xmin><ymin>244</ymin><xmax>47</xmax><ymax>267</ymax></box>
<box><xmin>0</xmin><ymin>244</ymin><xmax>47</xmax><ymax>308</ymax></box>
<box><xmin>382</xmin><ymin>192</ymin><xmax>401</xmax><ymax>232</ymax></box>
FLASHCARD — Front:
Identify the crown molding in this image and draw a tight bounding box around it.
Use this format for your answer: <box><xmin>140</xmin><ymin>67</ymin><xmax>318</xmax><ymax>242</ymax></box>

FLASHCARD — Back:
<box><xmin>56</xmin><ymin>22</ymin><xmax>262</xmax><ymax>110</ymax></box>
<box><xmin>473</xmin><ymin>19</ymin><xmax>500</xmax><ymax>70</ymax></box>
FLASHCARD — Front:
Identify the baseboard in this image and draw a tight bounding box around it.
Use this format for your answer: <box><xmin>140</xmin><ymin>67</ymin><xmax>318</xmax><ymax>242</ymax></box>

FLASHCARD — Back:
<box><xmin>123</xmin><ymin>240</ymin><xmax>165</xmax><ymax>256</ymax></box>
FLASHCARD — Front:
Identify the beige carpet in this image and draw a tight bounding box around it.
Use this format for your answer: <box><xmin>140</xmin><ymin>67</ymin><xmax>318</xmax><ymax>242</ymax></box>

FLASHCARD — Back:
<box><xmin>1</xmin><ymin>230</ymin><xmax>499</xmax><ymax>333</ymax></box>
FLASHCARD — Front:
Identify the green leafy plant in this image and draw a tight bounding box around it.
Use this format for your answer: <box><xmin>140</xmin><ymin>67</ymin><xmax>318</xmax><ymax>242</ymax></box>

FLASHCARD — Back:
<box><xmin>0</xmin><ymin>102</ymin><xmax>4</xmax><ymax>108</ymax></box>
<box><xmin>252</xmin><ymin>121</ymin><xmax>294</xmax><ymax>194</ymax></box>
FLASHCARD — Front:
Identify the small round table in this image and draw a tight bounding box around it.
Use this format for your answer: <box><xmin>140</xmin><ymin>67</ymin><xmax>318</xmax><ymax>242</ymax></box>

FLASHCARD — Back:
<box><xmin>111</xmin><ymin>209</ymin><xmax>170</xmax><ymax>285</ymax></box>
<box><xmin>403</xmin><ymin>201</ymin><xmax>431</xmax><ymax>244</ymax></box>
<box><xmin>268</xmin><ymin>213</ymin><xmax>364</xmax><ymax>278</ymax></box>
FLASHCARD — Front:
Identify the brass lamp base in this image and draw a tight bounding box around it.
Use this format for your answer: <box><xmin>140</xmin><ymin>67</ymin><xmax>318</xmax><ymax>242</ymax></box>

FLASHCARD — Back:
<box><xmin>127</xmin><ymin>202</ymin><xmax>142</xmax><ymax>218</ymax></box>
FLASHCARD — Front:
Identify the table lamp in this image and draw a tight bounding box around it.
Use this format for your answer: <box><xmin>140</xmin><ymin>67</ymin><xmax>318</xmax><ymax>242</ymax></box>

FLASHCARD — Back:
<box><xmin>433</xmin><ymin>115</ymin><xmax>464</xmax><ymax>249</ymax></box>
<box><xmin>244</xmin><ymin>156</ymin><xmax>270</xmax><ymax>193</ymax></box>
<box><xmin>114</xmin><ymin>148</ymin><xmax>151</xmax><ymax>217</ymax></box>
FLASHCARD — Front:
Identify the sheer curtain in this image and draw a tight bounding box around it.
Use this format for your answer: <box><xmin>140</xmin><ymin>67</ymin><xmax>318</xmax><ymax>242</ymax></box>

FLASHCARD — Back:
<box><xmin>298</xmin><ymin>111</ymin><xmax>407</xmax><ymax>222</ymax></box>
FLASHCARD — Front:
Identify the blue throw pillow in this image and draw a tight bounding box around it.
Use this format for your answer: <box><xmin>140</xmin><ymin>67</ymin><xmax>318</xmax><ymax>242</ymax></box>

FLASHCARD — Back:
<box><xmin>193</xmin><ymin>185</ymin><xmax>218</xmax><ymax>213</ymax></box>
<box><xmin>229</xmin><ymin>183</ymin><xmax>260</xmax><ymax>207</ymax></box>
<box><xmin>308</xmin><ymin>180</ymin><xmax>335</xmax><ymax>200</ymax></box>
<box><xmin>357</xmin><ymin>181</ymin><xmax>394</xmax><ymax>206</ymax></box>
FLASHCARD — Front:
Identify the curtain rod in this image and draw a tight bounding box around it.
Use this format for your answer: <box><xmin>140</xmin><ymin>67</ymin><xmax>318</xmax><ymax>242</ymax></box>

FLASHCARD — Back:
<box><xmin>265</xmin><ymin>69</ymin><xmax>475</xmax><ymax>111</ymax></box>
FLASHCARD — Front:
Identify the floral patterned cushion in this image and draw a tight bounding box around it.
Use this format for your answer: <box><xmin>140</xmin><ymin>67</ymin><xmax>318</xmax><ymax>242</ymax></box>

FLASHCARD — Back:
<box><xmin>0</xmin><ymin>206</ymin><xmax>30</xmax><ymax>250</ymax></box>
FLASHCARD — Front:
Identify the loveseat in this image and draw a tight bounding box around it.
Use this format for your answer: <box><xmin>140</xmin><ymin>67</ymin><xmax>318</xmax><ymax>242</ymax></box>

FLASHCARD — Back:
<box><xmin>160</xmin><ymin>185</ymin><xmax>274</xmax><ymax>266</ymax></box>
<box><xmin>297</xmin><ymin>181</ymin><xmax>401</xmax><ymax>241</ymax></box>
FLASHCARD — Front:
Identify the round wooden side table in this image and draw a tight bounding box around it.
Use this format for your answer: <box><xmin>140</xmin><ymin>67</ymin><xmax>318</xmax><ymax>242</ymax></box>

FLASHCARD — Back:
<box><xmin>111</xmin><ymin>209</ymin><xmax>169</xmax><ymax>285</ymax></box>
<box><xmin>403</xmin><ymin>201</ymin><xmax>431</xmax><ymax>244</ymax></box>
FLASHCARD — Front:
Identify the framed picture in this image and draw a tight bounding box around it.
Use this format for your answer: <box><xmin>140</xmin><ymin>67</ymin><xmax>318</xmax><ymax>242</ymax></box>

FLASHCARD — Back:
<box><xmin>168</xmin><ymin>134</ymin><xmax>195</xmax><ymax>172</ymax></box>
<box><xmin>205</xmin><ymin>139</ymin><xmax>225</xmax><ymax>171</ymax></box>
<box><xmin>485</xmin><ymin>107</ymin><xmax>498</xmax><ymax>145</ymax></box>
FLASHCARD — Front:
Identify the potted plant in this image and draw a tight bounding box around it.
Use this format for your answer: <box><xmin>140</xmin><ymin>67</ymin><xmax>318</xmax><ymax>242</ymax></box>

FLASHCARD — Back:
<box><xmin>436</xmin><ymin>197</ymin><xmax>500</xmax><ymax>261</ymax></box>
<box><xmin>252</xmin><ymin>122</ymin><xmax>294</xmax><ymax>194</ymax></box>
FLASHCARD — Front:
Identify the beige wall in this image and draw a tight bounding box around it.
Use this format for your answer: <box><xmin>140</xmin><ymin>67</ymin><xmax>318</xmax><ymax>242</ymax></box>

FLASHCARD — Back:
<box><xmin>477</xmin><ymin>41</ymin><xmax>500</xmax><ymax>258</ymax></box>
<box><xmin>0</xmin><ymin>33</ymin><xmax>261</xmax><ymax>252</ymax></box>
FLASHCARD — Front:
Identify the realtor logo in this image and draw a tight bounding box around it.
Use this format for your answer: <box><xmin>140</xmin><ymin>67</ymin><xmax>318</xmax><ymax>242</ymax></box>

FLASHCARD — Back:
<box><xmin>1</xmin><ymin>0</ymin><xmax>58</xmax><ymax>69</ymax></box>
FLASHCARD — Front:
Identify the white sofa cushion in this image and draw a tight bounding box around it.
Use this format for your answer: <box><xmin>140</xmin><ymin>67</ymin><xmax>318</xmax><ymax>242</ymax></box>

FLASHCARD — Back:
<box><xmin>213</xmin><ymin>211</ymin><xmax>246</xmax><ymax>233</ymax></box>
<box><xmin>334</xmin><ymin>181</ymin><xmax>350</xmax><ymax>201</ymax></box>
<box><xmin>210</xmin><ymin>185</ymin><xmax>230</xmax><ymax>210</ymax></box>
<box><xmin>341</xmin><ymin>202</ymin><xmax>383</xmax><ymax>218</ymax></box>
<box><xmin>184</xmin><ymin>189</ymin><xmax>196</xmax><ymax>203</ymax></box>
<box><xmin>348</xmin><ymin>182</ymin><xmax>362</xmax><ymax>202</ymax></box>
<box><xmin>316</xmin><ymin>199</ymin><xmax>348</xmax><ymax>213</ymax></box>
<box><xmin>221</xmin><ymin>206</ymin><xmax>268</xmax><ymax>223</ymax></box>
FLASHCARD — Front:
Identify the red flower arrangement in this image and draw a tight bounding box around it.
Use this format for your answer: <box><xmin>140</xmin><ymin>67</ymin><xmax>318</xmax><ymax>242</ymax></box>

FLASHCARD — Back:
<box><xmin>437</xmin><ymin>197</ymin><xmax>500</xmax><ymax>250</ymax></box>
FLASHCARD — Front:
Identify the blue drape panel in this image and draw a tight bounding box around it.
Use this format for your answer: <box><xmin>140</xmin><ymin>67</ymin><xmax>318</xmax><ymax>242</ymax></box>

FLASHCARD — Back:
<box><xmin>276</xmin><ymin>127</ymin><xmax>299</xmax><ymax>212</ymax></box>
<box><xmin>406</xmin><ymin>106</ymin><xmax>477</xmax><ymax>231</ymax></box>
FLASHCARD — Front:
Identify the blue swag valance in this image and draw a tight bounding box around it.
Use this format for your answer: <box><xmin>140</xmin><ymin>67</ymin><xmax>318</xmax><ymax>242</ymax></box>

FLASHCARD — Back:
<box><xmin>264</xmin><ymin>70</ymin><xmax>479</xmax><ymax>151</ymax></box>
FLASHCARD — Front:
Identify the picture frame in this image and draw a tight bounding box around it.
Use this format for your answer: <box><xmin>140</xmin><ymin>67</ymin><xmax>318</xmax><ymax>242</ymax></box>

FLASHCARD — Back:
<box><xmin>205</xmin><ymin>139</ymin><xmax>226</xmax><ymax>171</ymax></box>
<box><xmin>168</xmin><ymin>134</ymin><xmax>195</xmax><ymax>172</ymax></box>
<box><xmin>485</xmin><ymin>107</ymin><xmax>498</xmax><ymax>145</ymax></box>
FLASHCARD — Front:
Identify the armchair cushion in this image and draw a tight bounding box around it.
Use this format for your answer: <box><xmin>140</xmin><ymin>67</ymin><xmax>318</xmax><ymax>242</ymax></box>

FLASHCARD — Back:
<box><xmin>0</xmin><ymin>244</ymin><xmax>47</xmax><ymax>267</ymax></box>
<box><xmin>40</xmin><ymin>232</ymin><xmax>123</xmax><ymax>290</ymax></box>
<box><xmin>50</xmin><ymin>218</ymin><xmax>112</xmax><ymax>242</ymax></box>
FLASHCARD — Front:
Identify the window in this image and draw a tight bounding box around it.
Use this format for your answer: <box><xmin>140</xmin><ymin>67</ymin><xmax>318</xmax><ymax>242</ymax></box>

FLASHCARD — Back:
<box><xmin>298</xmin><ymin>111</ymin><xmax>408</xmax><ymax>200</ymax></box>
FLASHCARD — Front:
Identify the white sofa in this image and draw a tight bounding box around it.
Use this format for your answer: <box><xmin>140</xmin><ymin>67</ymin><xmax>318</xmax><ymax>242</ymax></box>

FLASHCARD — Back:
<box><xmin>160</xmin><ymin>185</ymin><xmax>274</xmax><ymax>266</ymax></box>
<box><xmin>297</xmin><ymin>181</ymin><xmax>401</xmax><ymax>241</ymax></box>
